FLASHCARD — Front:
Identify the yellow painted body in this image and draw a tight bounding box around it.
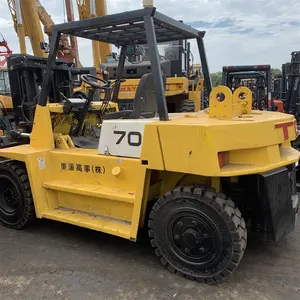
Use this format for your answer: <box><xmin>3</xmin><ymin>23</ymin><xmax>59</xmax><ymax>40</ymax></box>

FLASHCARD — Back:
<box><xmin>0</xmin><ymin>86</ymin><xmax>298</xmax><ymax>241</ymax></box>
<box><xmin>49</xmin><ymin>101</ymin><xmax>118</xmax><ymax>134</ymax></box>
<box><xmin>0</xmin><ymin>95</ymin><xmax>13</xmax><ymax>110</ymax></box>
<box><xmin>0</xmin><ymin>68</ymin><xmax>13</xmax><ymax>111</ymax></box>
<box><xmin>7</xmin><ymin>0</ymin><xmax>27</xmax><ymax>53</ymax></box>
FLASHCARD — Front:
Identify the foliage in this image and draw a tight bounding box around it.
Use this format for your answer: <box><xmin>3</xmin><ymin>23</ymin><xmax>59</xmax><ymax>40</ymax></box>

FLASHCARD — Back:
<box><xmin>271</xmin><ymin>68</ymin><xmax>282</xmax><ymax>75</ymax></box>
<box><xmin>210</xmin><ymin>72</ymin><xmax>222</xmax><ymax>86</ymax></box>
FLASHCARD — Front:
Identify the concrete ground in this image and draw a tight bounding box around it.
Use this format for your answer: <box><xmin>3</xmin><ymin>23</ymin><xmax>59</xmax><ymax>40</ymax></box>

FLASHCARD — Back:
<box><xmin>0</xmin><ymin>220</ymin><xmax>299</xmax><ymax>300</ymax></box>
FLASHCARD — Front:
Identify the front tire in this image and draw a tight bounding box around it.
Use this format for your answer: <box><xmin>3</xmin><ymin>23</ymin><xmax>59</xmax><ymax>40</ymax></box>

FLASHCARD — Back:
<box><xmin>179</xmin><ymin>99</ymin><xmax>195</xmax><ymax>112</ymax></box>
<box><xmin>0</xmin><ymin>161</ymin><xmax>35</xmax><ymax>229</ymax></box>
<box><xmin>148</xmin><ymin>186</ymin><xmax>247</xmax><ymax>284</ymax></box>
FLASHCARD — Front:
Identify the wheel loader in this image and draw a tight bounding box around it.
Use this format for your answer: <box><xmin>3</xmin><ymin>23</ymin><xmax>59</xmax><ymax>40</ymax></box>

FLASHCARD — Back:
<box><xmin>102</xmin><ymin>39</ymin><xmax>205</xmax><ymax>113</ymax></box>
<box><xmin>0</xmin><ymin>7</ymin><xmax>299</xmax><ymax>284</ymax></box>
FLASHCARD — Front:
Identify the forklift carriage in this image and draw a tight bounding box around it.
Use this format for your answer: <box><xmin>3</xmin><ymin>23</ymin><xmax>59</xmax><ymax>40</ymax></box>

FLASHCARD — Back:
<box><xmin>0</xmin><ymin>7</ymin><xmax>299</xmax><ymax>284</ymax></box>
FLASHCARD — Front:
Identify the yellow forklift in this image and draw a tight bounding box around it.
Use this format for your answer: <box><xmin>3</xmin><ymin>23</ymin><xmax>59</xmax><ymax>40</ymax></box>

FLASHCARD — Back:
<box><xmin>0</xmin><ymin>6</ymin><xmax>299</xmax><ymax>284</ymax></box>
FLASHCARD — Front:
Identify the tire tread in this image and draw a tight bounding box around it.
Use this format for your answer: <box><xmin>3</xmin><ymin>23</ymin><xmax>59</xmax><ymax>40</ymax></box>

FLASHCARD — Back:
<box><xmin>0</xmin><ymin>161</ymin><xmax>35</xmax><ymax>229</ymax></box>
<box><xmin>148</xmin><ymin>185</ymin><xmax>247</xmax><ymax>284</ymax></box>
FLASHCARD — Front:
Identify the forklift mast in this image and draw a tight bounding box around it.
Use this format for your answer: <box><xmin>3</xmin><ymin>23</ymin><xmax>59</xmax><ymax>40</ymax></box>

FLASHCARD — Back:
<box><xmin>284</xmin><ymin>51</ymin><xmax>300</xmax><ymax>118</ymax></box>
<box><xmin>7</xmin><ymin>54</ymin><xmax>98</xmax><ymax>130</ymax></box>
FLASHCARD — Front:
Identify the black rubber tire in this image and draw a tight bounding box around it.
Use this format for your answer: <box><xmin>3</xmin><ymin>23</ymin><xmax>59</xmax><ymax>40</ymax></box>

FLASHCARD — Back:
<box><xmin>0</xmin><ymin>161</ymin><xmax>35</xmax><ymax>229</ymax></box>
<box><xmin>179</xmin><ymin>99</ymin><xmax>195</xmax><ymax>112</ymax></box>
<box><xmin>148</xmin><ymin>186</ymin><xmax>247</xmax><ymax>284</ymax></box>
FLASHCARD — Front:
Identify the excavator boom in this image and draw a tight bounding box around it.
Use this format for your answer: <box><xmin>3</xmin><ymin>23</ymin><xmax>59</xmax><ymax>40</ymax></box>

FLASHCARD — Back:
<box><xmin>0</xmin><ymin>34</ymin><xmax>13</xmax><ymax>67</ymax></box>
<box><xmin>76</xmin><ymin>0</ymin><xmax>111</xmax><ymax>66</ymax></box>
<box><xmin>7</xmin><ymin>0</ymin><xmax>81</xmax><ymax>64</ymax></box>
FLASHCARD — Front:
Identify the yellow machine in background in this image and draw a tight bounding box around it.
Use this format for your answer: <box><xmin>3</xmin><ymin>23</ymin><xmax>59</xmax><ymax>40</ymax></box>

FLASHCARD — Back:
<box><xmin>76</xmin><ymin>0</ymin><xmax>111</xmax><ymax>67</ymax></box>
<box><xmin>7</xmin><ymin>0</ymin><xmax>80</xmax><ymax>64</ymax></box>
<box><xmin>117</xmin><ymin>72</ymin><xmax>204</xmax><ymax>112</ymax></box>
<box><xmin>104</xmin><ymin>41</ymin><xmax>205</xmax><ymax>112</ymax></box>
<box><xmin>0</xmin><ymin>68</ymin><xmax>12</xmax><ymax>111</ymax></box>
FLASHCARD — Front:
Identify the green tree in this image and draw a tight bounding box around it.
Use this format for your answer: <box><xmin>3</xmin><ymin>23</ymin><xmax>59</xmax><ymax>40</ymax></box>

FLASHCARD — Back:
<box><xmin>210</xmin><ymin>72</ymin><xmax>222</xmax><ymax>86</ymax></box>
<box><xmin>271</xmin><ymin>68</ymin><xmax>282</xmax><ymax>75</ymax></box>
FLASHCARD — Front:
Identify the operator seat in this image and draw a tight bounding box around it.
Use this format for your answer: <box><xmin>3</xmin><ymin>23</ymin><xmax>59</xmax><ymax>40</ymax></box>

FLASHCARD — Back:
<box><xmin>104</xmin><ymin>73</ymin><xmax>166</xmax><ymax>120</ymax></box>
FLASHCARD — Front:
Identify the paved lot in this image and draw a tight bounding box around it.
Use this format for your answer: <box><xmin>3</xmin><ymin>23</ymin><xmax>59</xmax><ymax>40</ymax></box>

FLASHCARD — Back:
<box><xmin>0</xmin><ymin>219</ymin><xmax>300</xmax><ymax>300</ymax></box>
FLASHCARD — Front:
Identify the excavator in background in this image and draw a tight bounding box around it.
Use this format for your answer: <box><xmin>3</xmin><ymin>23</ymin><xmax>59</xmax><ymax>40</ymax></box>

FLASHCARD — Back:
<box><xmin>75</xmin><ymin>0</ymin><xmax>111</xmax><ymax>68</ymax></box>
<box><xmin>0</xmin><ymin>34</ymin><xmax>13</xmax><ymax>67</ymax></box>
<box><xmin>7</xmin><ymin>0</ymin><xmax>79</xmax><ymax>64</ymax></box>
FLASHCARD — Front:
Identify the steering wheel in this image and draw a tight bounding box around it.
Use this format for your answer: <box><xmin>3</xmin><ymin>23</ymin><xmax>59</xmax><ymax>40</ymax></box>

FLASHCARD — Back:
<box><xmin>81</xmin><ymin>74</ymin><xmax>111</xmax><ymax>90</ymax></box>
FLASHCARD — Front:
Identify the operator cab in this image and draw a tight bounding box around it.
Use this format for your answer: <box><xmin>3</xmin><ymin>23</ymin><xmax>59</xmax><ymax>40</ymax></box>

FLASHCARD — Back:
<box><xmin>36</xmin><ymin>6</ymin><xmax>212</xmax><ymax>153</ymax></box>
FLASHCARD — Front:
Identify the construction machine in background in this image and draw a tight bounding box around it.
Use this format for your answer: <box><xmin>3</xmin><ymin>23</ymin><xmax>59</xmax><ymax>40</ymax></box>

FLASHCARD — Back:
<box><xmin>0</xmin><ymin>34</ymin><xmax>13</xmax><ymax>67</ymax></box>
<box><xmin>0</xmin><ymin>6</ymin><xmax>298</xmax><ymax>285</ymax></box>
<box><xmin>75</xmin><ymin>0</ymin><xmax>111</xmax><ymax>67</ymax></box>
<box><xmin>0</xmin><ymin>35</ymin><xmax>13</xmax><ymax>138</ymax></box>
<box><xmin>0</xmin><ymin>34</ymin><xmax>12</xmax><ymax>110</ymax></box>
<box><xmin>7</xmin><ymin>0</ymin><xmax>80</xmax><ymax>64</ymax></box>
<box><xmin>0</xmin><ymin>68</ymin><xmax>13</xmax><ymax>138</ymax></box>
<box><xmin>75</xmin><ymin>1</ymin><xmax>206</xmax><ymax>112</ymax></box>
<box><xmin>0</xmin><ymin>53</ymin><xmax>119</xmax><ymax>148</ymax></box>
<box><xmin>72</xmin><ymin>1</ymin><xmax>206</xmax><ymax>112</ymax></box>
<box><xmin>283</xmin><ymin>51</ymin><xmax>300</xmax><ymax>121</ymax></box>
<box><xmin>222</xmin><ymin>64</ymin><xmax>276</xmax><ymax>110</ymax></box>
<box><xmin>102</xmin><ymin>39</ymin><xmax>205</xmax><ymax>112</ymax></box>
<box><xmin>280</xmin><ymin>51</ymin><xmax>300</xmax><ymax>152</ymax></box>
<box><xmin>270</xmin><ymin>52</ymin><xmax>300</xmax><ymax>123</ymax></box>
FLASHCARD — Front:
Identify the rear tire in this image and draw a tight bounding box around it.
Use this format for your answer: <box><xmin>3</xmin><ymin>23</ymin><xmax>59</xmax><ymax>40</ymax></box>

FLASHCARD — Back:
<box><xmin>0</xmin><ymin>161</ymin><xmax>35</xmax><ymax>229</ymax></box>
<box><xmin>179</xmin><ymin>99</ymin><xmax>195</xmax><ymax>112</ymax></box>
<box><xmin>148</xmin><ymin>186</ymin><xmax>247</xmax><ymax>284</ymax></box>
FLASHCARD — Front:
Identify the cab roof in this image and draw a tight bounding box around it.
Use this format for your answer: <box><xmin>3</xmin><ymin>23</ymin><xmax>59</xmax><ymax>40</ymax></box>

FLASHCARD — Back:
<box><xmin>52</xmin><ymin>7</ymin><xmax>205</xmax><ymax>46</ymax></box>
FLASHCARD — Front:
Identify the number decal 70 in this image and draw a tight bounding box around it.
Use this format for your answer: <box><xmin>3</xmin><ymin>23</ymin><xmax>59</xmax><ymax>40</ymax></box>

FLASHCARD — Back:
<box><xmin>113</xmin><ymin>131</ymin><xmax>142</xmax><ymax>146</ymax></box>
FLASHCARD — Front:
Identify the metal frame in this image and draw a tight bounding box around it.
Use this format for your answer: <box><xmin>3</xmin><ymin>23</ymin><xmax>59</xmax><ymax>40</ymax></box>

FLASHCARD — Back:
<box><xmin>38</xmin><ymin>7</ymin><xmax>211</xmax><ymax>121</ymax></box>
<box><xmin>285</xmin><ymin>51</ymin><xmax>300</xmax><ymax>115</ymax></box>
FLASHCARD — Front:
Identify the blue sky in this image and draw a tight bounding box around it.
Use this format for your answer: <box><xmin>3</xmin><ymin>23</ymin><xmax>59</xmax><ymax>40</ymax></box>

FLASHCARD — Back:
<box><xmin>0</xmin><ymin>0</ymin><xmax>299</xmax><ymax>72</ymax></box>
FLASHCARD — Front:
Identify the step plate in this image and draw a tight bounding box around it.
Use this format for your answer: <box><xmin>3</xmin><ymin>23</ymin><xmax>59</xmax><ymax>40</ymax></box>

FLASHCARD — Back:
<box><xmin>43</xmin><ymin>207</ymin><xmax>132</xmax><ymax>239</ymax></box>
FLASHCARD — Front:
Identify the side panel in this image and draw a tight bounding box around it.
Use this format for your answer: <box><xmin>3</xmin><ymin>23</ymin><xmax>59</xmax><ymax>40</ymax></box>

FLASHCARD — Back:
<box><xmin>140</xmin><ymin>124</ymin><xmax>165</xmax><ymax>170</ymax></box>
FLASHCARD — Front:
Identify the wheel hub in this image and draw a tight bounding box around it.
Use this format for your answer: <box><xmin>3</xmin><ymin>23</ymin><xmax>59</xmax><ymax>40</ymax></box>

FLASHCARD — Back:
<box><xmin>3</xmin><ymin>188</ymin><xmax>17</xmax><ymax>206</ymax></box>
<box><xmin>0</xmin><ymin>179</ymin><xmax>19</xmax><ymax>214</ymax></box>
<box><xmin>182</xmin><ymin>228</ymin><xmax>200</xmax><ymax>246</ymax></box>
<box><xmin>172</xmin><ymin>216</ymin><xmax>214</xmax><ymax>258</ymax></box>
